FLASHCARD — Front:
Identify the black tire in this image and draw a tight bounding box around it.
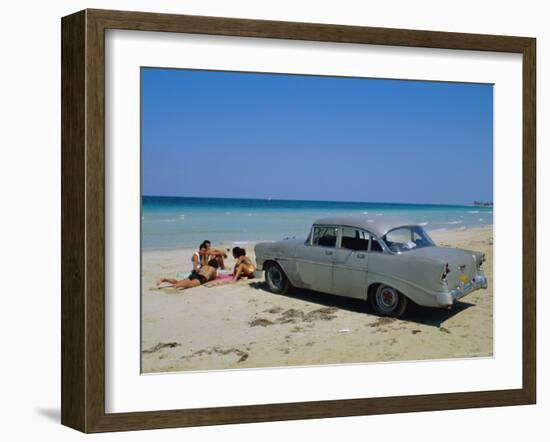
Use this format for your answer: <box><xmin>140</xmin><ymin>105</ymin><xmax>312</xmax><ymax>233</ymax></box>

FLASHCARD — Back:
<box><xmin>369</xmin><ymin>284</ymin><xmax>408</xmax><ymax>318</ymax></box>
<box><xmin>264</xmin><ymin>262</ymin><xmax>291</xmax><ymax>295</ymax></box>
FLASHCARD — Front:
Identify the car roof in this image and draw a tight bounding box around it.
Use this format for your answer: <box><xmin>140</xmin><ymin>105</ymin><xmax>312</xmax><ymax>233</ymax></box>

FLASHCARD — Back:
<box><xmin>312</xmin><ymin>215</ymin><xmax>416</xmax><ymax>237</ymax></box>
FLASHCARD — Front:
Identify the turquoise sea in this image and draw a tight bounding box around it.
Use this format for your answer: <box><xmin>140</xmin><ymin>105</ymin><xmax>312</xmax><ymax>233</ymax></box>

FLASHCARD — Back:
<box><xmin>141</xmin><ymin>196</ymin><xmax>493</xmax><ymax>250</ymax></box>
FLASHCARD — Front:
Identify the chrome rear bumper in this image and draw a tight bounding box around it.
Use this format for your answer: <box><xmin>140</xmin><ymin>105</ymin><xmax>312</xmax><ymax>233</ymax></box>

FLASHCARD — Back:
<box><xmin>436</xmin><ymin>274</ymin><xmax>488</xmax><ymax>307</ymax></box>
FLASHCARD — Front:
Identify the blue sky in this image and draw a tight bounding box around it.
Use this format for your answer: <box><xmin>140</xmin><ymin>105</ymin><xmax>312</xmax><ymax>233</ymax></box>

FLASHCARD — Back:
<box><xmin>141</xmin><ymin>68</ymin><xmax>493</xmax><ymax>205</ymax></box>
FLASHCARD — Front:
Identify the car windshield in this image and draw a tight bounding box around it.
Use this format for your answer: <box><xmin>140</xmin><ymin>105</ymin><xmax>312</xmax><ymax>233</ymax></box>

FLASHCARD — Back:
<box><xmin>382</xmin><ymin>226</ymin><xmax>435</xmax><ymax>253</ymax></box>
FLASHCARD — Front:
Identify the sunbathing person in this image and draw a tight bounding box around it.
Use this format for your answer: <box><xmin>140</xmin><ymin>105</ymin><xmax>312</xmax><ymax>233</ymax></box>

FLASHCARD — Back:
<box><xmin>232</xmin><ymin>247</ymin><xmax>256</xmax><ymax>282</ymax></box>
<box><xmin>202</xmin><ymin>240</ymin><xmax>228</xmax><ymax>270</ymax></box>
<box><xmin>157</xmin><ymin>259</ymin><xmax>219</xmax><ymax>290</ymax></box>
<box><xmin>190</xmin><ymin>243</ymin><xmax>208</xmax><ymax>275</ymax></box>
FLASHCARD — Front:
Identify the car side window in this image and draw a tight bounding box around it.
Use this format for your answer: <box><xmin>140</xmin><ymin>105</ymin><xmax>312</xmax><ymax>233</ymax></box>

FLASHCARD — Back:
<box><xmin>311</xmin><ymin>226</ymin><xmax>338</xmax><ymax>248</ymax></box>
<box><xmin>341</xmin><ymin>228</ymin><xmax>369</xmax><ymax>251</ymax></box>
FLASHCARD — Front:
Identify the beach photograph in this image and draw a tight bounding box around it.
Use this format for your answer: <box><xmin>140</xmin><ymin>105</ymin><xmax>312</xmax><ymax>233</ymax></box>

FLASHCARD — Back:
<box><xmin>141</xmin><ymin>68</ymin><xmax>493</xmax><ymax>373</ymax></box>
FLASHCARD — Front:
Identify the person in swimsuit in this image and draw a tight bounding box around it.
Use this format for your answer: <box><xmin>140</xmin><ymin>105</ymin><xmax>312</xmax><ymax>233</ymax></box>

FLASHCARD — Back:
<box><xmin>232</xmin><ymin>247</ymin><xmax>256</xmax><ymax>282</ymax></box>
<box><xmin>202</xmin><ymin>240</ymin><xmax>227</xmax><ymax>270</ymax></box>
<box><xmin>188</xmin><ymin>243</ymin><xmax>208</xmax><ymax>281</ymax></box>
<box><xmin>157</xmin><ymin>259</ymin><xmax>219</xmax><ymax>290</ymax></box>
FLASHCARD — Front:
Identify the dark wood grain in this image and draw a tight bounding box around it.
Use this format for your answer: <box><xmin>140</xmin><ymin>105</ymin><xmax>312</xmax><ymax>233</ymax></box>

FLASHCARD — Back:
<box><xmin>522</xmin><ymin>39</ymin><xmax>536</xmax><ymax>402</ymax></box>
<box><xmin>61</xmin><ymin>9</ymin><xmax>537</xmax><ymax>433</ymax></box>
<box><xmin>90</xmin><ymin>8</ymin><xmax>532</xmax><ymax>52</ymax></box>
<box><xmin>85</xmin><ymin>9</ymin><xmax>108</xmax><ymax>432</ymax></box>
<box><xmin>89</xmin><ymin>389</ymin><xmax>531</xmax><ymax>433</ymax></box>
<box><xmin>61</xmin><ymin>10</ymin><xmax>86</xmax><ymax>431</ymax></box>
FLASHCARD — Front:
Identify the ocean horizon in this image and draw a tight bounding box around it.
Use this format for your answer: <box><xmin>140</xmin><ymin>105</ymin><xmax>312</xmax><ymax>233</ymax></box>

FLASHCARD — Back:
<box><xmin>141</xmin><ymin>196</ymin><xmax>493</xmax><ymax>250</ymax></box>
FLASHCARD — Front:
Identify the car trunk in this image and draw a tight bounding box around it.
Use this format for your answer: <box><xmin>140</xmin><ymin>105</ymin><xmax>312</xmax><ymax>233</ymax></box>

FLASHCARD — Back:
<box><xmin>407</xmin><ymin>246</ymin><xmax>480</xmax><ymax>288</ymax></box>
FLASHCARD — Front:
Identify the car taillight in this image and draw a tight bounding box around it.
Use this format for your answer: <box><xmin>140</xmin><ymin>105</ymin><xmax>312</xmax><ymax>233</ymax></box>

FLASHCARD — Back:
<box><xmin>479</xmin><ymin>253</ymin><xmax>486</xmax><ymax>270</ymax></box>
<box><xmin>441</xmin><ymin>263</ymin><xmax>451</xmax><ymax>283</ymax></box>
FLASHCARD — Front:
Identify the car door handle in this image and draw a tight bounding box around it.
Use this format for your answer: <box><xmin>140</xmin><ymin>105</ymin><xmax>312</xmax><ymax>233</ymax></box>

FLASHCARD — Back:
<box><xmin>325</xmin><ymin>250</ymin><xmax>333</xmax><ymax>256</ymax></box>
<box><xmin>356</xmin><ymin>253</ymin><xmax>366</xmax><ymax>259</ymax></box>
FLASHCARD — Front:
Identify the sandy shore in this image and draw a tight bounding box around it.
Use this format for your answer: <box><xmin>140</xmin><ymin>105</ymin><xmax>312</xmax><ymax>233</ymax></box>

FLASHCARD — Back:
<box><xmin>142</xmin><ymin>227</ymin><xmax>493</xmax><ymax>373</ymax></box>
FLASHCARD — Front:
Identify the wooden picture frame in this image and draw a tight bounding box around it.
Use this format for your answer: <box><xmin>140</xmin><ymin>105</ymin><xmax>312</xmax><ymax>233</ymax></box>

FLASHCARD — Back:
<box><xmin>61</xmin><ymin>8</ymin><xmax>536</xmax><ymax>433</ymax></box>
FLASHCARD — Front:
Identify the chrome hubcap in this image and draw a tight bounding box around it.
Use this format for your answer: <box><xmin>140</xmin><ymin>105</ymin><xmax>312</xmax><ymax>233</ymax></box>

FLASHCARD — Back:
<box><xmin>376</xmin><ymin>286</ymin><xmax>398</xmax><ymax>313</ymax></box>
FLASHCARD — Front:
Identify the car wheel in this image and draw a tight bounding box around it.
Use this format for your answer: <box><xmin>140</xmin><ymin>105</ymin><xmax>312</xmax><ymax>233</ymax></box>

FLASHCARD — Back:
<box><xmin>370</xmin><ymin>284</ymin><xmax>408</xmax><ymax>318</ymax></box>
<box><xmin>264</xmin><ymin>262</ymin><xmax>291</xmax><ymax>295</ymax></box>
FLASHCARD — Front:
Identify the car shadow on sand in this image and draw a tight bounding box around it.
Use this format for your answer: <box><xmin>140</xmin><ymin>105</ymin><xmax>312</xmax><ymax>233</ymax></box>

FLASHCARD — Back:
<box><xmin>404</xmin><ymin>301</ymin><xmax>475</xmax><ymax>328</ymax></box>
<box><xmin>248</xmin><ymin>281</ymin><xmax>474</xmax><ymax>328</ymax></box>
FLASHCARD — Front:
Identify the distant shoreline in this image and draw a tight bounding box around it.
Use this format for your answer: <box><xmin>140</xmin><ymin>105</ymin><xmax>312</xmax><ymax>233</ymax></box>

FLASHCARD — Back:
<box><xmin>142</xmin><ymin>194</ymin><xmax>492</xmax><ymax>209</ymax></box>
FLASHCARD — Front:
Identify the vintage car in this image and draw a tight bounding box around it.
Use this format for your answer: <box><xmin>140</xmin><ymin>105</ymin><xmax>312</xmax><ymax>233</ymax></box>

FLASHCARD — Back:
<box><xmin>254</xmin><ymin>216</ymin><xmax>488</xmax><ymax>317</ymax></box>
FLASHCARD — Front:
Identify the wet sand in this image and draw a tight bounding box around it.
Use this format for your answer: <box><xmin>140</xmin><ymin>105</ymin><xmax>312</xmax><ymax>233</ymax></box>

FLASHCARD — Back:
<box><xmin>141</xmin><ymin>227</ymin><xmax>493</xmax><ymax>373</ymax></box>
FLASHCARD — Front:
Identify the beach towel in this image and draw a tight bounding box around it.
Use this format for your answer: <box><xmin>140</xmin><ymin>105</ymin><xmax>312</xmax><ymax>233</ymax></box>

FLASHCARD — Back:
<box><xmin>203</xmin><ymin>273</ymin><xmax>234</xmax><ymax>288</ymax></box>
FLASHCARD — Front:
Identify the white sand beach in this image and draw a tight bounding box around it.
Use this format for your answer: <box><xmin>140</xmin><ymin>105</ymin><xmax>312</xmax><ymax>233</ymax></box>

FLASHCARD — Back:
<box><xmin>141</xmin><ymin>227</ymin><xmax>493</xmax><ymax>373</ymax></box>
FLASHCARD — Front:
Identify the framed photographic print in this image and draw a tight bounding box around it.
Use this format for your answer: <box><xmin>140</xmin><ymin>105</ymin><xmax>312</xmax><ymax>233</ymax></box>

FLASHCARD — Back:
<box><xmin>61</xmin><ymin>9</ymin><xmax>536</xmax><ymax>433</ymax></box>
